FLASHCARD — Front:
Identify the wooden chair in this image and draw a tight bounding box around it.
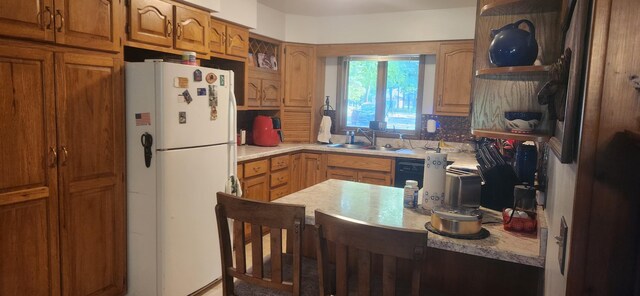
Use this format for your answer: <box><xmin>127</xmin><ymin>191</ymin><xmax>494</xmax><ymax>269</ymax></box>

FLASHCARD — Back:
<box><xmin>314</xmin><ymin>210</ymin><xmax>430</xmax><ymax>296</ymax></box>
<box><xmin>215</xmin><ymin>192</ymin><xmax>318</xmax><ymax>296</ymax></box>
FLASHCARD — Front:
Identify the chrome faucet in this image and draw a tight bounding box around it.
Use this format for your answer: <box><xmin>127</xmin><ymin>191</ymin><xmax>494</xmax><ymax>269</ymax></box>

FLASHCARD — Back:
<box><xmin>356</xmin><ymin>128</ymin><xmax>376</xmax><ymax>146</ymax></box>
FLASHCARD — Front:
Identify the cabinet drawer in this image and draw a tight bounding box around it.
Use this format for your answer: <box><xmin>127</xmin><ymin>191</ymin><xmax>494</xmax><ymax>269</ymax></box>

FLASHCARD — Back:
<box><xmin>327</xmin><ymin>168</ymin><xmax>358</xmax><ymax>182</ymax></box>
<box><xmin>244</xmin><ymin>159</ymin><xmax>268</xmax><ymax>178</ymax></box>
<box><xmin>327</xmin><ymin>154</ymin><xmax>392</xmax><ymax>172</ymax></box>
<box><xmin>270</xmin><ymin>185</ymin><xmax>290</xmax><ymax>201</ymax></box>
<box><xmin>359</xmin><ymin>171</ymin><xmax>392</xmax><ymax>186</ymax></box>
<box><xmin>271</xmin><ymin>155</ymin><xmax>290</xmax><ymax>171</ymax></box>
<box><xmin>237</xmin><ymin>164</ymin><xmax>243</xmax><ymax>179</ymax></box>
<box><xmin>270</xmin><ymin>170</ymin><xmax>290</xmax><ymax>188</ymax></box>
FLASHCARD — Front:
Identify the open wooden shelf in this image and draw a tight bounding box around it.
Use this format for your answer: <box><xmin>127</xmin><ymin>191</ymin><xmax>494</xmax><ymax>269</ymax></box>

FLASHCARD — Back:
<box><xmin>237</xmin><ymin>106</ymin><xmax>281</xmax><ymax>111</ymax></box>
<box><xmin>472</xmin><ymin>129</ymin><xmax>550</xmax><ymax>142</ymax></box>
<box><xmin>480</xmin><ymin>0</ymin><xmax>561</xmax><ymax>16</ymax></box>
<box><xmin>475</xmin><ymin>65</ymin><xmax>551</xmax><ymax>77</ymax></box>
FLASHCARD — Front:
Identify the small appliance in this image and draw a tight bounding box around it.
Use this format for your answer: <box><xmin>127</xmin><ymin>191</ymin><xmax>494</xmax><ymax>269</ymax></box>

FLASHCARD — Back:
<box><xmin>444</xmin><ymin>168</ymin><xmax>482</xmax><ymax>208</ymax></box>
<box><xmin>253</xmin><ymin>115</ymin><xmax>280</xmax><ymax>147</ymax></box>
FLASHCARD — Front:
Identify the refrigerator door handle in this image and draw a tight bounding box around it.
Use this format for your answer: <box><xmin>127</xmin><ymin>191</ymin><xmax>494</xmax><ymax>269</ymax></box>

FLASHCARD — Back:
<box><xmin>229</xmin><ymin>71</ymin><xmax>238</xmax><ymax>177</ymax></box>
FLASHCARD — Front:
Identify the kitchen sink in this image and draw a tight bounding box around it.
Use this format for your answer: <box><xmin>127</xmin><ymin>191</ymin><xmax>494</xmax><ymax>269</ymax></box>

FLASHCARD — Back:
<box><xmin>362</xmin><ymin>146</ymin><xmax>403</xmax><ymax>151</ymax></box>
<box><xmin>326</xmin><ymin>143</ymin><xmax>368</xmax><ymax>149</ymax></box>
<box><xmin>326</xmin><ymin>143</ymin><xmax>403</xmax><ymax>151</ymax></box>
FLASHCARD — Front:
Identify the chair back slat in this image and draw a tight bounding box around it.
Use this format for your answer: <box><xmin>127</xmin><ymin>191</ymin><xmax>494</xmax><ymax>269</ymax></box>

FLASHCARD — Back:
<box><xmin>382</xmin><ymin>255</ymin><xmax>397</xmax><ymax>296</ymax></box>
<box><xmin>250</xmin><ymin>224</ymin><xmax>264</xmax><ymax>278</ymax></box>
<box><xmin>233</xmin><ymin>222</ymin><xmax>247</xmax><ymax>274</ymax></box>
<box><xmin>335</xmin><ymin>243</ymin><xmax>349</xmax><ymax>295</ymax></box>
<box><xmin>314</xmin><ymin>210</ymin><xmax>428</xmax><ymax>296</ymax></box>
<box><xmin>357</xmin><ymin>249</ymin><xmax>372</xmax><ymax>295</ymax></box>
<box><xmin>216</xmin><ymin>192</ymin><xmax>306</xmax><ymax>296</ymax></box>
<box><xmin>270</xmin><ymin>229</ymin><xmax>283</xmax><ymax>284</ymax></box>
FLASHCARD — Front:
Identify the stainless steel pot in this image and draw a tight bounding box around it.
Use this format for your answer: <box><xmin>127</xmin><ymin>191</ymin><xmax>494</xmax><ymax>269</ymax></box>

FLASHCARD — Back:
<box><xmin>430</xmin><ymin>207</ymin><xmax>482</xmax><ymax>235</ymax></box>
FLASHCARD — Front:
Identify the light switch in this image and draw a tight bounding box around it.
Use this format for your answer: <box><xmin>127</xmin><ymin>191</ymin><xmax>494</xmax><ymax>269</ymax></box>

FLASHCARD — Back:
<box><xmin>556</xmin><ymin>216</ymin><xmax>568</xmax><ymax>275</ymax></box>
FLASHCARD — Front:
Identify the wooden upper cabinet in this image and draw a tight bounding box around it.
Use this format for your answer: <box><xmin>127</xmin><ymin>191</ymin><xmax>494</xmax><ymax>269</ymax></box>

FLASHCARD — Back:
<box><xmin>225</xmin><ymin>24</ymin><xmax>248</xmax><ymax>58</ymax></box>
<box><xmin>284</xmin><ymin>44</ymin><xmax>315</xmax><ymax>107</ymax></box>
<box><xmin>0</xmin><ymin>0</ymin><xmax>55</xmax><ymax>42</ymax></box>
<box><xmin>209</xmin><ymin>18</ymin><xmax>248</xmax><ymax>58</ymax></box>
<box><xmin>208</xmin><ymin>18</ymin><xmax>225</xmax><ymax>54</ymax></box>
<box><xmin>54</xmin><ymin>0</ymin><xmax>122</xmax><ymax>52</ymax></box>
<box><xmin>435</xmin><ymin>42</ymin><xmax>474</xmax><ymax>116</ymax></box>
<box><xmin>261</xmin><ymin>79</ymin><xmax>281</xmax><ymax>107</ymax></box>
<box><xmin>55</xmin><ymin>53</ymin><xmax>125</xmax><ymax>296</ymax></box>
<box><xmin>129</xmin><ymin>0</ymin><xmax>173</xmax><ymax>48</ymax></box>
<box><xmin>0</xmin><ymin>46</ymin><xmax>60</xmax><ymax>296</ymax></box>
<box><xmin>247</xmin><ymin>77</ymin><xmax>260</xmax><ymax>107</ymax></box>
<box><xmin>0</xmin><ymin>0</ymin><xmax>121</xmax><ymax>52</ymax></box>
<box><xmin>174</xmin><ymin>5</ymin><xmax>208</xmax><ymax>54</ymax></box>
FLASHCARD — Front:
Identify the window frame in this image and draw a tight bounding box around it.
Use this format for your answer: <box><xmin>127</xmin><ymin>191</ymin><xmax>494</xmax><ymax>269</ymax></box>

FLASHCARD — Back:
<box><xmin>335</xmin><ymin>55</ymin><xmax>425</xmax><ymax>138</ymax></box>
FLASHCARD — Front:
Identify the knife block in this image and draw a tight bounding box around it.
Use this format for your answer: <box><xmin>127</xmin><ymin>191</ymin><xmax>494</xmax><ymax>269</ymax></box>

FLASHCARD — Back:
<box><xmin>480</xmin><ymin>164</ymin><xmax>520</xmax><ymax>211</ymax></box>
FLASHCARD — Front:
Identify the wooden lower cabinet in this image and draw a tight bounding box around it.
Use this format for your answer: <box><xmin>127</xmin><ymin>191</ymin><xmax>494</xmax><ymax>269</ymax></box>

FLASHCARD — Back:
<box><xmin>243</xmin><ymin>175</ymin><xmax>269</xmax><ymax>202</ymax></box>
<box><xmin>0</xmin><ymin>44</ymin><xmax>125</xmax><ymax>296</ymax></box>
<box><xmin>326</xmin><ymin>167</ymin><xmax>358</xmax><ymax>182</ymax></box>
<box><xmin>290</xmin><ymin>154</ymin><xmax>303</xmax><ymax>193</ymax></box>
<box><xmin>301</xmin><ymin>153</ymin><xmax>326</xmax><ymax>189</ymax></box>
<box><xmin>326</xmin><ymin>154</ymin><xmax>394</xmax><ymax>186</ymax></box>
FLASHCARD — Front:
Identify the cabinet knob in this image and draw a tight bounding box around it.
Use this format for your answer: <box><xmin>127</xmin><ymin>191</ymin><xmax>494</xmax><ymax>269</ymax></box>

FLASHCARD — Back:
<box><xmin>176</xmin><ymin>23</ymin><xmax>183</xmax><ymax>39</ymax></box>
<box><xmin>60</xmin><ymin>146</ymin><xmax>69</xmax><ymax>166</ymax></box>
<box><xmin>55</xmin><ymin>9</ymin><xmax>64</xmax><ymax>32</ymax></box>
<box><xmin>166</xmin><ymin>20</ymin><xmax>173</xmax><ymax>37</ymax></box>
<box><xmin>48</xmin><ymin>147</ymin><xmax>57</xmax><ymax>168</ymax></box>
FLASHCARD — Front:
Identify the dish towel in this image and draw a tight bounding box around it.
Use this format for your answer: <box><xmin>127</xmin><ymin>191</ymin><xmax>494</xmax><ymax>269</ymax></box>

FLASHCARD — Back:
<box><xmin>317</xmin><ymin>115</ymin><xmax>332</xmax><ymax>143</ymax></box>
<box><xmin>224</xmin><ymin>175</ymin><xmax>243</xmax><ymax>197</ymax></box>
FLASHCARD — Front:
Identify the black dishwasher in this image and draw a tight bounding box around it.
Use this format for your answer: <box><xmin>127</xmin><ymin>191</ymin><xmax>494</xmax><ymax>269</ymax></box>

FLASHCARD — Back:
<box><xmin>394</xmin><ymin>158</ymin><xmax>425</xmax><ymax>188</ymax></box>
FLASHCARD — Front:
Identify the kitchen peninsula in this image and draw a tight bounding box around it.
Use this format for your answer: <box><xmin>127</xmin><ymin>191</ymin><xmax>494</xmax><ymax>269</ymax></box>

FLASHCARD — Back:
<box><xmin>276</xmin><ymin>179</ymin><xmax>547</xmax><ymax>295</ymax></box>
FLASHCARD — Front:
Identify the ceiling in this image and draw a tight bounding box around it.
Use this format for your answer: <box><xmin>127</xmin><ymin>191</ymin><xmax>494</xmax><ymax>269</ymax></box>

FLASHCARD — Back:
<box><xmin>257</xmin><ymin>0</ymin><xmax>477</xmax><ymax>17</ymax></box>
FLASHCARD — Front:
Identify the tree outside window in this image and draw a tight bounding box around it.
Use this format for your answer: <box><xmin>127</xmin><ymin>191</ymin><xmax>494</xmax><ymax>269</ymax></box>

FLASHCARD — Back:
<box><xmin>341</xmin><ymin>55</ymin><xmax>423</xmax><ymax>134</ymax></box>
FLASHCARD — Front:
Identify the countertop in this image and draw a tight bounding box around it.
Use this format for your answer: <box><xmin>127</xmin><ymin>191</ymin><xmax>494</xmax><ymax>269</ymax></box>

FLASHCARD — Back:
<box><xmin>275</xmin><ymin>179</ymin><xmax>547</xmax><ymax>268</ymax></box>
<box><xmin>237</xmin><ymin>143</ymin><xmax>479</xmax><ymax>170</ymax></box>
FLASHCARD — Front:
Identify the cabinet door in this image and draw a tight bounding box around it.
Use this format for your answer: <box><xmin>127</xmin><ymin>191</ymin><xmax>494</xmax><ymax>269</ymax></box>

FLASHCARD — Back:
<box><xmin>129</xmin><ymin>0</ymin><xmax>173</xmax><ymax>48</ymax></box>
<box><xmin>246</xmin><ymin>77</ymin><xmax>261</xmax><ymax>107</ymax></box>
<box><xmin>435</xmin><ymin>42</ymin><xmax>474</xmax><ymax>115</ymax></box>
<box><xmin>289</xmin><ymin>154</ymin><xmax>302</xmax><ymax>193</ymax></box>
<box><xmin>0</xmin><ymin>47</ymin><xmax>59</xmax><ymax>296</ymax></box>
<box><xmin>282</xmin><ymin>108</ymin><xmax>312</xmax><ymax>143</ymax></box>
<box><xmin>56</xmin><ymin>53</ymin><xmax>125</xmax><ymax>296</ymax></box>
<box><xmin>208</xmin><ymin>18</ymin><xmax>225</xmax><ymax>54</ymax></box>
<box><xmin>225</xmin><ymin>24</ymin><xmax>248</xmax><ymax>58</ymax></box>
<box><xmin>301</xmin><ymin>153</ymin><xmax>324</xmax><ymax>189</ymax></box>
<box><xmin>54</xmin><ymin>0</ymin><xmax>122</xmax><ymax>52</ymax></box>
<box><xmin>326</xmin><ymin>168</ymin><xmax>358</xmax><ymax>182</ymax></box>
<box><xmin>174</xmin><ymin>5</ymin><xmax>208</xmax><ymax>54</ymax></box>
<box><xmin>244</xmin><ymin>175</ymin><xmax>269</xmax><ymax>203</ymax></box>
<box><xmin>261</xmin><ymin>79</ymin><xmax>281</xmax><ymax>107</ymax></box>
<box><xmin>358</xmin><ymin>171</ymin><xmax>392</xmax><ymax>186</ymax></box>
<box><xmin>284</xmin><ymin>45</ymin><xmax>314</xmax><ymax>107</ymax></box>
<box><xmin>0</xmin><ymin>0</ymin><xmax>55</xmax><ymax>42</ymax></box>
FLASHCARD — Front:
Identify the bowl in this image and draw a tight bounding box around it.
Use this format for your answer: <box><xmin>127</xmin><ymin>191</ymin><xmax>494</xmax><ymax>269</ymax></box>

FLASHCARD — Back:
<box><xmin>504</xmin><ymin>112</ymin><xmax>542</xmax><ymax>134</ymax></box>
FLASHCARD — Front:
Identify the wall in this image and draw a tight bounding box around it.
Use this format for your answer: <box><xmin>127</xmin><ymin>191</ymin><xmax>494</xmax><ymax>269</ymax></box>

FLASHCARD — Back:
<box><xmin>252</xmin><ymin>3</ymin><xmax>286</xmax><ymax>40</ymax></box>
<box><xmin>543</xmin><ymin>156</ymin><xmax>578</xmax><ymax>295</ymax></box>
<box><xmin>212</xmin><ymin>0</ymin><xmax>257</xmax><ymax>28</ymax></box>
<box><xmin>182</xmin><ymin>0</ymin><xmax>220</xmax><ymax>11</ymax></box>
<box><xmin>252</xmin><ymin>6</ymin><xmax>476</xmax><ymax>44</ymax></box>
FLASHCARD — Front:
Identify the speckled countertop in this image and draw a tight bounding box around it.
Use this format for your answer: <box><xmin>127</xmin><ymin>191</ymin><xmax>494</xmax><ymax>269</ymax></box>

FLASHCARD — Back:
<box><xmin>275</xmin><ymin>179</ymin><xmax>547</xmax><ymax>268</ymax></box>
<box><xmin>237</xmin><ymin>143</ymin><xmax>479</xmax><ymax>170</ymax></box>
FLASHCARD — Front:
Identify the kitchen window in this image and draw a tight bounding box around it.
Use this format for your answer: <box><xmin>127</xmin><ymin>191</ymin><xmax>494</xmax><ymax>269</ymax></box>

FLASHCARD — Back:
<box><xmin>337</xmin><ymin>55</ymin><xmax>424</xmax><ymax>135</ymax></box>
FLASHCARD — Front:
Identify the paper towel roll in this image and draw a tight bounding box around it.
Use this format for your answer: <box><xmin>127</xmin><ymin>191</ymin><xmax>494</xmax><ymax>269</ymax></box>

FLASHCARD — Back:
<box><xmin>422</xmin><ymin>152</ymin><xmax>448</xmax><ymax>213</ymax></box>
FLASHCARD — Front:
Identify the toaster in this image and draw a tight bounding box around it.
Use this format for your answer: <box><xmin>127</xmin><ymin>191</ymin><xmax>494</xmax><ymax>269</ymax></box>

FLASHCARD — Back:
<box><xmin>444</xmin><ymin>168</ymin><xmax>482</xmax><ymax>208</ymax></box>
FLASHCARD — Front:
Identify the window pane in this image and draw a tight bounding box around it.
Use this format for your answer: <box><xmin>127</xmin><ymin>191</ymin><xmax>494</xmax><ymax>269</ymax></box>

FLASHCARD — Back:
<box><xmin>385</xmin><ymin>60</ymin><xmax>419</xmax><ymax>130</ymax></box>
<box><xmin>346</xmin><ymin>60</ymin><xmax>378</xmax><ymax>127</ymax></box>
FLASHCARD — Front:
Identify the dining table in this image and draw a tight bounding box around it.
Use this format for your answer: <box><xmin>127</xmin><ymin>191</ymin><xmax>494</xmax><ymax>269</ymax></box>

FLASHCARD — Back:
<box><xmin>274</xmin><ymin>179</ymin><xmax>547</xmax><ymax>296</ymax></box>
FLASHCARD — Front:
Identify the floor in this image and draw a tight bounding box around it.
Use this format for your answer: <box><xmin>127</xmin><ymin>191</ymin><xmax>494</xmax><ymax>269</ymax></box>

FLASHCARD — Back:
<box><xmin>201</xmin><ymin>232</ymin><xmax>280</xmax><ymax>296</ymax></box>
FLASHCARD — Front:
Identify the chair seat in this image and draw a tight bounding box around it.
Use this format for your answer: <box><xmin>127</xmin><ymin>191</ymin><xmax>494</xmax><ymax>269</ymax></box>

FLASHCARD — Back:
<box><xmin>234</xmin><ymin>254</ymin><xmax>319</xmax><ymax>296</ymax></box>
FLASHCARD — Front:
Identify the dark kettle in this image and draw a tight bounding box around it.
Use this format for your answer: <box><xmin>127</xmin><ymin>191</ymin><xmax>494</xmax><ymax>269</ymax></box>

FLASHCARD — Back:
<box><xmin>489</xmin><ymin>19</ymin><xmax>539</xmax><ymax>67</ymax></box>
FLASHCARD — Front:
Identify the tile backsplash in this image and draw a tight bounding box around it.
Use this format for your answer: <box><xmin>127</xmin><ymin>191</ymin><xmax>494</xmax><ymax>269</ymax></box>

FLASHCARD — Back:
<box><xmin>420</xmin><ymin>114</ymin><xmax>473</xmax><ymax>143</ymax></box>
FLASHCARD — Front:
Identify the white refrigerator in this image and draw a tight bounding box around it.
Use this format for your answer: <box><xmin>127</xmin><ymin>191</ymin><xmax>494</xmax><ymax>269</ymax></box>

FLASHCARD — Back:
<box><xmin>125</xmin><ymin>61</ymin><xmax>237</xmax><ymax>295</ymax></box>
